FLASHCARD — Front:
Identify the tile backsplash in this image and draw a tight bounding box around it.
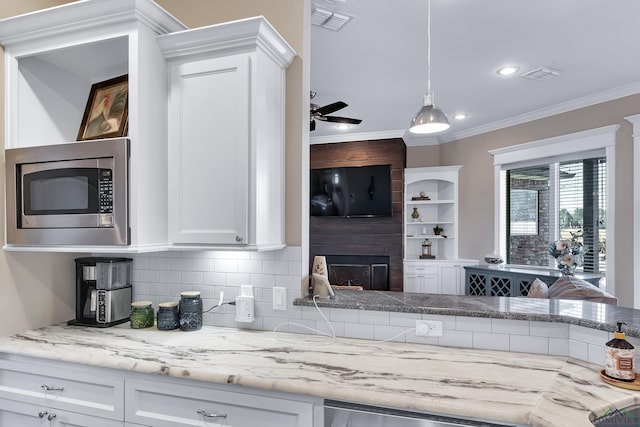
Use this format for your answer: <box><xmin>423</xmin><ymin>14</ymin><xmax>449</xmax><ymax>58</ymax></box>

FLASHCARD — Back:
<box><xmin>130</xmin><ymin>246</ymin><xmax>304</xmax><ymax>330</ymax></box>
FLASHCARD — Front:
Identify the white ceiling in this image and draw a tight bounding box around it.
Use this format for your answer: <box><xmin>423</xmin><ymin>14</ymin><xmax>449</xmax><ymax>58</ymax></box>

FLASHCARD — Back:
<box><xmin>310</xmin><ymin>0</ymin><xmax>640</xmax><ymax>146</ymax></box>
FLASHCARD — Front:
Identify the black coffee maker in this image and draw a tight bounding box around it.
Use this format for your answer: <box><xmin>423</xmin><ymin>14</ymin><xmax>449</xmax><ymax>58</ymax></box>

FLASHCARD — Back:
<box><xmin>69</xmin><ymin>257</ymin><xmax>133</xmax><ymax>327</ymax></box>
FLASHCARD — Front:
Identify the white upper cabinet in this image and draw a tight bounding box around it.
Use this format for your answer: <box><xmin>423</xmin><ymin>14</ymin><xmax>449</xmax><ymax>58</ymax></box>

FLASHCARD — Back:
<box><xmin>158</xmin><ymin>17</ymin><xmax>296</xmax><ymax>250</ymax></box>
<box><xmin>0</xmin><ymin>0</ymin><xmax>186</xmax><ymax>253</ymax></box>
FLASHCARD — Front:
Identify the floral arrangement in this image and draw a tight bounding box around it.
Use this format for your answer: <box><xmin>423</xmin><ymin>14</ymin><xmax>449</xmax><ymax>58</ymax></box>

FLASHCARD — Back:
<box><xmin>548</xmin><ymin>231</ymin><xmax>585</xmax><ymax>275</ymax></box>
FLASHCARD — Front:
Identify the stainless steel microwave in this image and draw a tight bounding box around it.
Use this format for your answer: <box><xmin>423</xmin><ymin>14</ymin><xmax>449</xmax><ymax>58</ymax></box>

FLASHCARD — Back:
<box><xmin>5</xmin><ymin>138</ymin><xmax>129</xmax><ymax>246</ymax></box>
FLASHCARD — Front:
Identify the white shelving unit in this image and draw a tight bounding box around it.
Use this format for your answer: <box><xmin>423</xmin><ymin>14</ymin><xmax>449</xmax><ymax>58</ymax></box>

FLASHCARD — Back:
<box><xmin>404</xmin><ymin>166</ymin><xmax>460</xmax><ymax>260</ymax></box>
<box><xmin>403</xmin><ymin>166</ymin><xmax>477</xmax><ymax>294</ymax></box>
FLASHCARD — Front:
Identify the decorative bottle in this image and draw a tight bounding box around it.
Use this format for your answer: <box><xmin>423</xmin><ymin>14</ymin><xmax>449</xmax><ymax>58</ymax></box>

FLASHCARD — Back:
<box><xmin>605</xmin><ymin>322</ymin><xmax>635</xmax><ymax>381</ymax></box>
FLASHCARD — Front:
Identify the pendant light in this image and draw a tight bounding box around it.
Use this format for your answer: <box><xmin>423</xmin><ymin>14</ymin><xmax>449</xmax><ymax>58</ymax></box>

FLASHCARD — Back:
<box><xmin>409</xmin><ymin>0</ymin><xmax>450</xmax><ymax>134</ymax></box>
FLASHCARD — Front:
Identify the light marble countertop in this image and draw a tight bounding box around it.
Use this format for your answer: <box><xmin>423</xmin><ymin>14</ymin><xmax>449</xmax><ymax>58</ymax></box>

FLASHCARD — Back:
<box><xmin>0</xmin><ymin>324</ymin><xmax>635</xmax><ymax>426</ymax></box>
<box><xmin>295</xmin><ymin>291</ymin><xmax>640</xmax><ymax>337</ymax></box>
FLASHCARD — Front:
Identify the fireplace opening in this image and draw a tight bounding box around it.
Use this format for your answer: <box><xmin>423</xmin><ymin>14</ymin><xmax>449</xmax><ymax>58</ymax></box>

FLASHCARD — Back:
<box><xmin>322</xmin><ymin>255</ymin><xmax>389</xmax><ymax>290</ymax></box>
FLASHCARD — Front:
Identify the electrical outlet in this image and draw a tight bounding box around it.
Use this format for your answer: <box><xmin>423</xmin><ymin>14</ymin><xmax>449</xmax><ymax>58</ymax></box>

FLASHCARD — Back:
<box><xmin>415</xmin><ymin>320</ymin><xmax>443</xmax><ymax>337</ymax></box>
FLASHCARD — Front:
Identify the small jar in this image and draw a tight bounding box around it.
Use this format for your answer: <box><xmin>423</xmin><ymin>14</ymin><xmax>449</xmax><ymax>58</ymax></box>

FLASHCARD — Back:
<box><xmin>157</xmin><ymin>301</ymin><xmax>179</xmax><ymax>330</ymax></box>
<box><xmin>179</xmin><ymin>291</ymin><xmax>202</xmax><ymax>331</ymax></box>
<box><xmin>130</xmin><ymin>301</ymin><xmax>154</xmax><ymax>329</ymax></box>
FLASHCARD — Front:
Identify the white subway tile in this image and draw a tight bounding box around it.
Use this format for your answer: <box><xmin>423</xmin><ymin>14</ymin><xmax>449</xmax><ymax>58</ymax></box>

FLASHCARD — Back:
<box><xmin>473</xmin><ymin>332</ymin><xmax>509</xmax><ymax>351</ymax></box>
<box><xmin>492</xmin><ymin>319</ymin><xmax>529</xmax><ymax>335</ymax></box>
<box><xmin>405</xmin><ymin>331</ymin><xmax>439</xmax><ymax>345</ymax></box>
<box><xmin>302</xmin><ymin>306</ymin><xmax>327</xmax><ymax>321</ymax></box>
<box><xmin>228</xmin><ymin>251</ymin><xmax>252</xmax><ymax>260</ymax></box>
<box><xmin>213</xmin><ymin>313</ymin><xmax>238</xmax><ymax>328</ymax></box>
<box><xmin>237</xmin><ymin>260</ymin><xmax>263</xmax><ymax>274</ymax></box>
<box><xmin>226</xmin><ymin>273</ymin><xmax>251</xmax><ymax>286</ymax></box>
<box><xmin>359</xmin><ymin>310</ymin><xmax>390</xmax><ymax>325</ymax></box>
<box><xmin>509</xmin><ymin>335</ymin><xmax>548</xmax><ymax>354</ymax></box>
<box><xmin>456</xmin><ymin>316</ymin><xmax>491</xmax><ymax>332</ymax></box>
<box><xmin>254</xmin><ymin>301</ymin><xmax>275</xmax><ymax>318</ymax></box>
<box><xmin>169</xmin><ymin>258</ymin><xmax>191</xmax><ymax>271</ymax></box>
<box><xmin>588</xmin><ymin>344</ymin><xmax>606</xmax><ymax>366</ymax></box>
<box><xmin>389</xmin><ymin>312</ymin><xmax>421</xmax><ymax>327</ymax></box>
<box><xmin>170</xmin><ymin>284</ymin><xmax>193</xmax><ymax>295</ymax></box>
<box><xmin>137</xmin><ymin>269</ymin><xmax>160</xmax><ymax>283</ymax></box>
<box><xmin>275</xmin><ymin>274</ymin><xmax>301</xmax><ymax>289</ymax></box>
<box><xmin>149</xmin><ymin>258</ymin><xmax>172</xmax><ymax>270</ymax></box>
<box><xmin>288</xmin><ymin>261</ymin><xmax>302</xmax><ymax>276</ymax></box>
<box><xmin>549</xmin><ymin>338</ymin><xmax>569</xmax><ymax>356</ymax></box>
<box><xmin>214</xmin><ymin>259</ymin><xmax>238</xmax><ymax>273</ymax></box>
<box><xmin>192</xmin><ymin>285</ymin><xmax>217</xmax><ymax>299</ymax></box>
<box><xmin>438</xmin><ymin>331</ymin><xmax>473</xmax><ymax>348</ymax></box>
<box><xmin>250</xmin><ymin>274</ymin><xmax>276</xmax><ymax>288</ymax></box>
<box><xmin>374</xmin><ymin>325</ymin><xmax>407</xmax><ymax>342</ymax></box>
<box><xmin>203</xmin><ymin>251</ymin><xmax>227</xmax><ymax>259</ymax></box>
<box><xmin>569</xmin><ymin>339</ymin><xmax>589</xmax><ymax>361</ymax></box>
<box><xmin>569</xmin><ymin>325</ymin><xmax>609</xmax><ymax>347</ymax></box>
<box><xmin>158</xmin><ymin>271</ymin><xmax>181</xmax><ymax>284</ymax></box>
<box><xmin>344</xmin><ymin>323</ymin><xmax>375</xmax><ymax>340</ymax></box>
<box><xmin>180</xmin><ymin>271</ymin><xmax>204</xmax><ymax>285</ymax></box>
<box><xmin>316</xmin><ymin>321</ymin><xmax>343</xmax><ymax>337</ymax></box>
<box><xmin>286</xmin><ymin>319</ymin><xmax>320</xmax><ymax>335</ymax></box>
<box><xmin>263</xmin><ymin>260</ymin><xmax>290</xmax><ymax>275</ymax></box>
<box><xmin>150</xmin><ymin>282</ymin><xmax>172</xmax><ymax>296</ymax></box>
<box><xmin>191</xmin><ymin>258</ymin><xmax>216</xmax><ymax>272</ymax></box>
<box><xmin>330</xmin><ymin>308</ymin><xmax>360</xmax><ymax>323</ymax></box>
<box><xmin>184</xmin><ymin>250</ymin><xmax>204</xmax><ymax>259</ymax></box>
<box><xmin>133</xmin><ymin>257</ymin><xmax>149</xmax><ymax>270</ymax></box>
<box><xmin>530</xmin><ymin>321</ymin><xmax>569</xmax><ymax>338</ymax></box>
<box><xmin>203</xmin><ymin>272</ymin><xmax>226</xmax><ymax>285</ymax></box>
<box><xmin>133</xmin><ymin>282</ymin><xmax>149</xmax><ymax>295</ymax></box>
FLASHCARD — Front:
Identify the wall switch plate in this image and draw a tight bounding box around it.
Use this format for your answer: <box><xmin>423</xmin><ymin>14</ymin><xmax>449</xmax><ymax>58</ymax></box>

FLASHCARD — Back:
<box><xmin>273</xmin><ymin>287</ymin><xmax>287</xmax><ymax>311</ymax></box>
<box><xmin>415</xmin><ymin>320</ymin><xmax>443</xmax><ymax>337</ymax></box>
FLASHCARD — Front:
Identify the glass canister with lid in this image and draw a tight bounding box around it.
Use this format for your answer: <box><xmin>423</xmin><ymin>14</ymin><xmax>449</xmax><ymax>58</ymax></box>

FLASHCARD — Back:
<box><xmin>157</xmin><ymin>301</ymin><xmax>180</xmax><ymax>330</ymax></box>
<box><xmin>179</xmin><ymin>291</ymin><xmax>203</xmax><ymax>331</ymax></box>
<box><xmin>130</xmin><ymin>301</ymin><xmax>154</xmax><ymax>329</ymax></box>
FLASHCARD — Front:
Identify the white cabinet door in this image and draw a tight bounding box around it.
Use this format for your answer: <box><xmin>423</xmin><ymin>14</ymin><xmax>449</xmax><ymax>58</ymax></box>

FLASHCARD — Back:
<box><xmin>421</xmin><ymin>274</ymin><xmax>439</xmax><ymax>293</ymax></box>
<box><xmin>0</xmin><ymin>399</ymin><xmax>123</xmax><ymax>427</ymax></box>
<box><xmin>403</xmin><ymin>275</ymin><xmax>421</xmax><ymax>293</ymax></box>
<box><xmin>439</xmin><ymin>264</ymin><xmax>457</xmax><ymax>295</ymax></box>
<box><xmin>125</xmin><ymin>377</ymin><xmax>318</xmax><ymax>427</ymax></box>
<box><xmin>168</xmin><ymin>54</ymin><xmax>250</xmax><ymax>245</ymax></box>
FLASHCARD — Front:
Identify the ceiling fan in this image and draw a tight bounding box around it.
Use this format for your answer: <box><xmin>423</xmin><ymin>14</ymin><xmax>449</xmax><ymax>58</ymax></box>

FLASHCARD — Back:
<box><xmin>310</xmin><ymin>91</ymin><xmax>362</xmax><ymax>131</ymax></box>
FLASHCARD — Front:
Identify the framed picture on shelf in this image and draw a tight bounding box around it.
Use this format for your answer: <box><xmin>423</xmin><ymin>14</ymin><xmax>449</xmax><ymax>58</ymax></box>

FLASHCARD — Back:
<box><xmin>77</xmin><ymin>74</ymin><xmax>129</xmax><ymax>141</ymax></box>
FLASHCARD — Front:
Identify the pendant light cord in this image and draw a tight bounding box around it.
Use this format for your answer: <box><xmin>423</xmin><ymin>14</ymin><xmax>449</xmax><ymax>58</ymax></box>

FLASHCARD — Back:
<box><xmin>426</xmin><ymin>0</ymin><xmax>432</xmax><ymax>102</ymax></box>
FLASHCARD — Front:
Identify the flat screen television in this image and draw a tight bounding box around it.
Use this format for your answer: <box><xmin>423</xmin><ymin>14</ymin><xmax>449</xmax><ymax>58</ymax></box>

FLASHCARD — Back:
<box><xmin>310</xmin><ymin>164</ymin><xmax>392</xmax><ymax>217</ymax></box>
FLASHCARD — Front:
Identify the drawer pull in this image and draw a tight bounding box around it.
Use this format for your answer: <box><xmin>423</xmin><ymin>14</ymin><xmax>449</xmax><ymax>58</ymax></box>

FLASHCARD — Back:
<box><xmin>38</xmin><ymin>411</ymin><xmax>48</xmax><ymax>419</ymax></box>
<box><xmin>47</xmin><ymin>413</ymin><xmax>57</xmax><ymax>421</ymax></box>
<box><xmin>41</xmin><ymin>384</ymin><xmax>64</xmax><ymax>392</ymax></box>
<box><xmin>197</xmin><ymin>409</ymin><xmax>228</xmax><ymax>419</ymax></box>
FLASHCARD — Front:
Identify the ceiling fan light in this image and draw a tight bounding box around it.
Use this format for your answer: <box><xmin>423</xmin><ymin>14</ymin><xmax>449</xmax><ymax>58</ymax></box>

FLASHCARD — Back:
<box><xmin>409</xmin><ymin>104</ymin><xmax>450</xmax><ymax>134</ymax></box>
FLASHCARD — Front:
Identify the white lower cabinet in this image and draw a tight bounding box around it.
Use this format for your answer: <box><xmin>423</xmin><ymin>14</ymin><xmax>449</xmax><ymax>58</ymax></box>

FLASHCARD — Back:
<box><xmin>0</xmin><ymin>356</ymin><xmax>124</xmax><ymax>424</ymax></box>
<box><xmin>0</xmin><ymin>354</ymin><xmax>322</xmax><ymax>427</ymax></box>
<box><xmin>404</xmin><ymin>260</ymin><xmax>478</xmax><ymax>294</ymax></box>
<box><xmin>125</xmin><ymin>376</ymin><xmax>319</xmax><ymax>427</ymax></box>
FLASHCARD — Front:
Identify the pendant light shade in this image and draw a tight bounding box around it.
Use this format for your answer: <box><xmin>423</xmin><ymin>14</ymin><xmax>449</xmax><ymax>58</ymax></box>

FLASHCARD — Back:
<box><xmin>409</xmin><ymin>0</ymin><xmax>449</xmax><ymax>134</ymax></box>
<box><xmin>409</xmin><ymin>99</ymin><xmax>450</xmax><ymax>134</ymax></box>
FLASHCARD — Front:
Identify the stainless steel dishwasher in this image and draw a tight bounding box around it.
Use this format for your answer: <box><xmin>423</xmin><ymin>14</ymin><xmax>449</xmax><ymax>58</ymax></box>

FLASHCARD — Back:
<box><xmin>325</xmin><ymin>400</ymin><xmax>527</xmax><ymax>427</ymax></box>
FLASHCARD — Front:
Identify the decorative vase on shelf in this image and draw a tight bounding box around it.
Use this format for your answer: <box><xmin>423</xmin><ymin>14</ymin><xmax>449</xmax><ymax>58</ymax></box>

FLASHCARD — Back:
<box><xmin>561</xmin><ymin>264</ymin><xmax>576</xmax><ymax>276</ymax></box>
<box><xmin>433</xmin><ymin>225</ymin><xmax>443</xmax><ymax>235</ymax></box>
<box><xmin>411</xmin><ymin>207</ymin><xmax>420</xmax><ymax>222</ymax></box>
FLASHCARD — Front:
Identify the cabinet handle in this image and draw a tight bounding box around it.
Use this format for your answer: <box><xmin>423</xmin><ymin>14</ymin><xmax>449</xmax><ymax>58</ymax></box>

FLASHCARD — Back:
<box><xmin>235</xmin><ymin>235</ymin><xmax>243</xmax><ymax>243</ymax></box>
<box><xmin>197</xmin><ymin>409</ymin><xmax>228</xmax><ymax>419</ymax></box>
<box><xmin>47</xmin><ymin>413</ymin><xmax>57</xmax><ymax>421</ymax></box>
<box><xmin>41</xmin><ymin>384</ymin><xmax>64</xmax><ymax>392</ymax></box>
<box><xmin>38</xmin><ymin>411</ymin><xmax>48</xmax><ymax>419</ymax></box>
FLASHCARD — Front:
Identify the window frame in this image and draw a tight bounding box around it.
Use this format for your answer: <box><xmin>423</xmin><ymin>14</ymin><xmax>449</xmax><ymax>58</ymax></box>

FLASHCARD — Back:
<box><xmin>489</xmin><ymin>125</ymin><xmax>618</xmax><ymax>293</ymax></box>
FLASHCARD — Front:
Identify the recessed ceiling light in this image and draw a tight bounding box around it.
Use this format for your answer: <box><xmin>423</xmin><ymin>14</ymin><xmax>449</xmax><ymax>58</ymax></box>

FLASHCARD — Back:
<box><xmin>453</xmin><ymin>113</ymin><xmax>467</xmax><ymax>120</ymax></box>
<box><xmin>496</xmin><ymin>66</ymin><xmax>520</xmax><ymax>76</ymax></box>
<box><xmin>335</xmin><ymin>123</ymin><xmax>353</xmax><ymax>130</ymax></box>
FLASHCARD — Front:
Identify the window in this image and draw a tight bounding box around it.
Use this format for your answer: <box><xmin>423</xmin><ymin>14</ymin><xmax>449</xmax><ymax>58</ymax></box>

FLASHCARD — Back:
<box><xmin>490</xmin><ymin>125</ymin><xmax>617</xmax><ymax>289</ymax></box>
<box><xmin>503</xmin><ymin>157</ymin><xmax>606</xmax><ymax>274</ymax></box>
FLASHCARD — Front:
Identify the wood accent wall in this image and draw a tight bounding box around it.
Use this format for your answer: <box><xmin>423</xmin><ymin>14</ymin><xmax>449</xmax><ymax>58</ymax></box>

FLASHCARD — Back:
<box><xmin>309</xmin><ymin>138</ymin><xmax>406</xmax><ymax>291</ymax></box>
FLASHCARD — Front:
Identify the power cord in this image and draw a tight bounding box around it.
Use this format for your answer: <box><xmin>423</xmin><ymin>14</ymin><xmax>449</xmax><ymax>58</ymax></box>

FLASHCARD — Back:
<box><xmin>273</xmin><ymin>295</ymin><xmax>337</xmax><ymax>345</ymax></box>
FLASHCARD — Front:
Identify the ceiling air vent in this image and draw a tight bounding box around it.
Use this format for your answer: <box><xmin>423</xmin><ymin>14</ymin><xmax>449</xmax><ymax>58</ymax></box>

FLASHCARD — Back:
<box><xmin>312</xmin><ymin>6</ymin><xmax>354</xmax><ymax>31</ymax></box>
<box><xmin>520</xmin><ymin>67</ymin><xmax>561</xmax><ymax>81</ymax></box>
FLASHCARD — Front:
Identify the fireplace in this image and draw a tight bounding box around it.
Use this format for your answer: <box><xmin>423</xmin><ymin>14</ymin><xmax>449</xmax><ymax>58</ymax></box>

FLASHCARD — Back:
<box><xmin>324</xmin><ymin>255</ymin><xmax>389</xmax><ymax>290</ymax></box>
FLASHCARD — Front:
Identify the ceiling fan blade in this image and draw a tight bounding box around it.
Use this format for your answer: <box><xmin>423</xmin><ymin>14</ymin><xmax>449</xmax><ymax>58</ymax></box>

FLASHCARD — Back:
<box><xmin>319</xmin><ymin>115</ymin><xmax>362</xmax><ymax>125</ymax></box>
<box><xmin>310</xmin><ymin>119</ymin><xmax>316</xmax><ymax>131</ymax></box>
<box><xmin>313</xmin><ymin>101</ymin><xmax>348</xmax><ymax>116</ymax></box>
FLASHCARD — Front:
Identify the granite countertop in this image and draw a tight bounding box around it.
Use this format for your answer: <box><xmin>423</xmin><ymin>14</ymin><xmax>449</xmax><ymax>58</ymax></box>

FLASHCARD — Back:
<box><xmin>294</xmin><ymin>290</ymin><xmax>640</xmax><ymax>337</ymax></box>
<box><xmin>0</xmin><ymin>324</ymin><xmax>634</xmax><ymax>427</ymax></box>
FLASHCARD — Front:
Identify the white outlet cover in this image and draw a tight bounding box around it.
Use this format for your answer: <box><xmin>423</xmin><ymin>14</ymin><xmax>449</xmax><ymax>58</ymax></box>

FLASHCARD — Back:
<box><xmin>273</xmin><ymin>287</ymin><xmax>287</xmax><ymax>311</ymax></box>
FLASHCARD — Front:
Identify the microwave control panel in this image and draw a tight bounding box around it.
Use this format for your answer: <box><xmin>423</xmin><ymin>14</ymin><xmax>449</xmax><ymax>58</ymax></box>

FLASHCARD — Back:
<box><xmin>99</xmin><ymin>169</ymin><xmax>113</xmax><ymax>214</ymax></box>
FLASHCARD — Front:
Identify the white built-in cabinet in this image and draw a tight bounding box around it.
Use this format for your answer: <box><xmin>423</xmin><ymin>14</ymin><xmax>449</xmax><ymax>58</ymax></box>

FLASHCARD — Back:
<box><xmin>158</xmin><ymin>18</ymin><xmax>295</xmax><ymax>250</ymax></box>
<box><xmin>0</xmin><ymin>1</ymin><xmax>294</xmax><ymax>252</ymax></box>
<box><xmin>0</xmin><ymin>354</ymin><xmax>322</xmax><ymax>427</ymax></box>
<box><xmin>0</xmin><ymin>0</ymin><xmax>184</xmax><ymax>252</ymax></box>
<box><xmin>403</xmin><ymin>167</ymin><xmax>477</xmax><ymax>294</ymax></box>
